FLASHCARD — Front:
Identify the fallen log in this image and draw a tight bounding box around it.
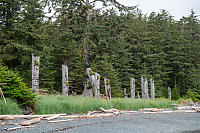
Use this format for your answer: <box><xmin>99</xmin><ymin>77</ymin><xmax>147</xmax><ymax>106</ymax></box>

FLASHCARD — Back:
<box><xmin>48</xmin><ymin>119</ymin><xmax>74</xmax><ymax>123</ymax></box>
<box><xmin>0</xmin><ymin>116</ymin><xmax>15</xmax><ymax>120</ymax></box>
<box><xmin>60</xmin><ymin>114</ymin><xmax>114</xmax><ymax>119</ymax></box>
<box><xmin>43</xmin><ymin>114</ymin><xmax>60</xmax><ymax>121</ymax></box>
<box><xmin>0</xmin><ymin>114</ymin><xmax>66</xmax><ymax>119</ymax></box>
<box><xmin>99</xmin><ymin>107</ymin><xmax>120</xmax><ymax>113</ymax></box>
<box><xmin>19</xmin><ymin>118</ymin><xmax>41</xmax><ymax>126</ymax></box>
<box><xmin>5</xmin><ymin>126</ymin><xmax>35</xmax><ymax>131</ymax></box>
<box><xmin>87</xmin><ymin>111</ymin><xmax>103</xmax><ymax>115</ymax></box>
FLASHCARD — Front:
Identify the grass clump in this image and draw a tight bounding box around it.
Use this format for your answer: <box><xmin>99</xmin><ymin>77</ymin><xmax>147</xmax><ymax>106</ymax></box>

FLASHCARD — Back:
<box><xmin>0</xmin><ymin>99</ymin><xmax>22</xmax><ymax>114</ymax></box>
<box><xmin>36</xmin><ymin>95</ymin><xmax>112</xmax><ymax>114</ymax></box>
<box><xmin>36</xmin><ymin>95</ymin><xmax>175</xmax><ymax>114</ymax></box>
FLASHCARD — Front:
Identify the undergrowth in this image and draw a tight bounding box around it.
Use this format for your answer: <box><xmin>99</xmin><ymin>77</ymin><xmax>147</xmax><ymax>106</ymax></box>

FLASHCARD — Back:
<box><xmin>0</xmin><ymin>99</ymin><xmax>22</xmax><ymax>114</ymax></box>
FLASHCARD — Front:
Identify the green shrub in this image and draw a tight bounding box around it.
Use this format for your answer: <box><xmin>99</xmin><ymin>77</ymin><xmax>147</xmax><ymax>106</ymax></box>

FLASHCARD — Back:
<box><xmin>171</xmin><ymin>85</ymin><xmax>181</xmax><ymax>100</ymax></box>
<box><xmin>0</xmin><ymin>99</ymin><xmax>22</xmax><ymax>114</ymax></box>
<box><xmin>185</xmin><ymin>89</ymin><xmax>199</xmax><ymax>102</ymax></box>
<box><xmin>0</xmin><ymin>64</ymin><xmax>36</xmax><ymax>107</ymax></box>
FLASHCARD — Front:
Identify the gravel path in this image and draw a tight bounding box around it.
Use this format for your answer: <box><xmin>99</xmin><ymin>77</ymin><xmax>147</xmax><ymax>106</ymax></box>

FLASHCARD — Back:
<box><xmin>1</xmin><ymin>113</ymin><xmax>200</xmax><ymax>133</ymax></box>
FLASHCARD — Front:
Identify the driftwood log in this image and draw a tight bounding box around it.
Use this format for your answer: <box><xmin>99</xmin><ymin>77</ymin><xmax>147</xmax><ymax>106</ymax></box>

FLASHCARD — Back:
<box><xmin>19</xmin><ymin>118</ymin><xmax>41</xmax><ymax>126</ymax></box>
<box><xmin>5</xmin><ymin>126</ymin><xmax>35</xmax><ymax>131</ymax></box>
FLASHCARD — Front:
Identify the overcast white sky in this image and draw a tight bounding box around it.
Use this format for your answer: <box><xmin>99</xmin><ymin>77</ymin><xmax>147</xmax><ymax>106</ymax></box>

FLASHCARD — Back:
<box><xmin>116</xmin><ymin>0</ymin><xmax>200</xmax><ymax>20</ymax></box>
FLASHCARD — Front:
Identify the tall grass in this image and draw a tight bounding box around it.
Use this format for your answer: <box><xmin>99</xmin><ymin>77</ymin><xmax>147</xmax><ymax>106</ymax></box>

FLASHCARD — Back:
<box><xmin>0</xmin><ymin>99</ymin><xmax>22</xmax><ymax>114</ymax></box>
<box><xmin>36</xmin><ymin>95</ymin><xmax>175</xmax><ymax>114</ymax></box>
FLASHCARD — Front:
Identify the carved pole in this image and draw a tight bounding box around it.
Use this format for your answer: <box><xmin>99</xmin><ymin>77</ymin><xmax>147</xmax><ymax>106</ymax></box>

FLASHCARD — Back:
<box><xmin>94</xmin><ymin>73</ymin><xmax>100</xmax><ymax>98</ymax></box>
<box><xmin>141</xmin><ymin>76</ymin><xmax>144</xmax><ymax>99</ymax></box>
<box><xmin>104</xmin><ymin>78</ymin><xmax>111</xmax><ymax>100</ymax></box>
<box><xmin>144</xmin><ymin>77</ymin><xmax>149</xmax><ymax>99</ymax></box>
<box><xmin>62</xmin><ymin>65</ymin><xmax>69</xmax><ymax>96</ymax></box>
<box><xmin>32</xmin><ymin>55</ymin><xmax>39</xmax><ymax>93</ymax></box>
<box><xmin>168</xmin><ymin>87</ymin><xmax>171</xmax><ymax>100</ymax></box>
<box><xmin>82</xmin><ymin>68</ymin><xmax>93</xmax><ymax>97</ymax></box>
<box><xmin>130</xmin><ymin>78</ymin><xmax>135</xmax><ymax>99</ymax></box>
<box><xmin>150</xmin><ymin>76</ymin><xmax>155</xmax><ymax>99</ymax></box>
<box><xmin>124</xmin><ymin>88</ymin><xmax>128</xmax><ymax>98</ymax></box>
<box><xmin>137</xmin><ymin>92</ymin><xmax>141</xmax><ymax>99</ymax></box>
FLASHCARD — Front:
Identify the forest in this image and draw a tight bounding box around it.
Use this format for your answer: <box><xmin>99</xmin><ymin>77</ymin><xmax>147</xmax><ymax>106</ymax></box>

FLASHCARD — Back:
<box><xmin>0</xmin><ymin>0</ymin><xmax>200</xmax><ymax>101</ymax></box>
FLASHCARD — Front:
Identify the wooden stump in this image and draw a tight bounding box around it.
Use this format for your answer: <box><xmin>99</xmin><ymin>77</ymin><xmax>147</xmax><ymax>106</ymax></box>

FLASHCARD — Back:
<box><xmin>124</xmin><ymin>88</ymin><xmax>128</xmax><ymax>98</ymax></box>
<box><xmin>32</xmin><ymin>55</ymin><xmax>39</xmax><ymax>93</ymax></box>
<box><xmin>62</xmin><ymin>65</ymin><xmax>69</xmax><ymax>96</ymax></box>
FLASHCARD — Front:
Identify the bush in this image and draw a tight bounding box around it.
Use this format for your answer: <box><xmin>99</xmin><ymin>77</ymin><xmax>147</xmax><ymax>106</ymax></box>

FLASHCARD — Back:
<box><xmin>185</xmin><ymin>89</ymin><xmax>199</xmax><ymax>102</ymax></box>
<box><xmin>0</xmin><ymin>64</ymin><xmax>36</xmax><ymax>107</ymax></box>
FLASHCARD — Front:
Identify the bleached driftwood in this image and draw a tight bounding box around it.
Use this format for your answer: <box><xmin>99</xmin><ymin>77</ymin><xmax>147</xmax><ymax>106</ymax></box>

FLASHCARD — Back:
<box><xmin>48</xmin><ymin>119</ymin><xmax>74</xmax><ymax>123</ymax></box>
<box><xmin>0</xmin><ymin>115</ymin><xmax>15</xmax><ymax>120</ymax></box>
<box><xmin>60</xmin><ymin>114</ymin><xmax>113</xmax><ymax>119</ymax></box>
<box><xmin>32</xmin><ymin>55</ymin><xmax>40</xmax><ymax>93</ymax></box>
<box><xmin>150</xmin><ymin>76</ymin><xmax>155</xmax><ymax>99</ymax></box>
<box><xmin>130</xmin><ymin>78</ymin><xmax>135</xmax><ymax>99</ymax></box>
<box><xmin>99</xmin><ymin>107</ymin><xmax>120</xmax><ymax>113</ymax></box>
<box><xmin>19</xmin><ymin>118</ymin><xmax>41</xmax><ymax>126</ymax></box>
<box><xmin>5</xmin><ymin>126</ymin><xmax>35</xmax><ymax>131</ymax></box>
<box><xmin>43</xmin><ymin>114</ymin><xmax>60</xmax><ymax>121</ymax></box>
<box><xmin>62</xmin><ymin>64</ymin><xmax>69</xmax><ymax>96</ymax></box>
<box><xmin>0</xmin><ymin>114</ymin><xmax>66</xmax><ymax>119</ymax></box>
<box><xmin>87</xmin><ymin>111</ymin><xmax>103</xmax><ymax>115</ymax></box>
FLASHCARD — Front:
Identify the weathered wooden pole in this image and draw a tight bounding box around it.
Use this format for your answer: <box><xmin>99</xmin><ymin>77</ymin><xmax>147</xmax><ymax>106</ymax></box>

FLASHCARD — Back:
<box><xmin>32</xmin><ymin>55</ymin><xmax>40</xmax><ymax>93</ymax></box>
<box><xmin>124</xmin><ymin>88</ymin><xmax>128</xmax><ymax>98</ymax></box>
<box><xmin>94</xmin><ymin>73</ymin><xmax>100</xmax><ymax>98</ymax></box>
<box><xmin>62</xmin><ymin>65</ymin><xmax>69</xmax><ymax>96</ymax></box>
<box><xmin>104</xmin><ymin>78</ymin><xmax>111</xmax><ymax>100</ymax></box>
<box><xmin>141</xmin><ymin>76</ymin><xmax>145</xmax><ymax>99</ymax></box>
<box><xmin>137</xmin><ymin>92</ymin><xmax>141</xmax><ymax>99</ymax></box>
<box><xmin>82</xmin><ymin>68</ymin><xmax>93</xmax><ymax>97</ymax></box>
<box><xmin>144</xmin><ymin>77</ymin><xmax>149</xmax><ymax>99</ymax></box>
<box><xmin>130</xmin><ymin>78</ymin><xmax>135</xmax><ymax>99</ymax></box>
<box><xmin>168</xmin><ymin>87</ymin><xmax>171</xmax><ymax>100</ymax></box>
<box><xmin>150</xmin><ymin>76</ymin><xmax>155</xmax><ymax>99</ymax></box>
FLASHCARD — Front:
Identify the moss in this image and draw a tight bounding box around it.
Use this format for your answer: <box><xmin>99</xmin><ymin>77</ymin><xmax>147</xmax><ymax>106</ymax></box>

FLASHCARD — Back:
<box><xmin>34</xmin><ymin>60</ymin><xmax>40</xmax><ymax>66</ymax></box>
<box><xmin>97</xmin><ymin>75</ymin><xmax>100</xmax><ymax>80</ymax></box>
<box><xmin>65</xmin><ymin>81</ymin><xmax>69</xmax><ymax>86</ymax></box>
<box><xmin>89</xmin><ymin>70</ymin><xmax>94</xmax><ymax>75</ymax></box>
<box><xmin>106</xmin><ymin>79</ymin><xmax>109</xmax><ymax>85</ymax></box>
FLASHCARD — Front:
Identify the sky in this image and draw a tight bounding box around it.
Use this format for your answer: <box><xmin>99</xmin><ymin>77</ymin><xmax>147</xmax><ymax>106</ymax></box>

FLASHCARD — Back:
<box><xmin>116</xmin><ymin>0</ymin><xmax>200</xmax><ymax>20</ymax></box>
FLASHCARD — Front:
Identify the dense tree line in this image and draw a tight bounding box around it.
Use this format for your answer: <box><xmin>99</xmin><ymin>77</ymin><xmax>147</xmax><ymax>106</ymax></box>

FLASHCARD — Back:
<box><xmin>0</xmin><ymin>0</ymin><xmax>200</xmax><ymax>100</ymax></box>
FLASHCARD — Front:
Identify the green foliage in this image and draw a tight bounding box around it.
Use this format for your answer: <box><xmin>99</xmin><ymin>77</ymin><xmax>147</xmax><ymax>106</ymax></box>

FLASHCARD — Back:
<box><xmin>177</xmin><ymin>98</ymin><xmax>193</xmax><ymax>106</ymax></box>
<box><xmin>89</xmin><ymin>70</ymin><xmax>94</xmax><ymax>75</ymax></box>
<box><xmin>0</xmin><ymin>99</ymin><xmax>22</xmax><ymax>115</ymax></box>
<box><xmin>34</xmin><ymin>60</ymin><xmax>40</xmax><ymax>66</ymax></box>
<box><xmin>185</xmin><ymin>89</ymin><xmax>199</xmax><ymax>102</ymax></box>
<box><xmin>0</xmin><ymin>64</ymin><xmax>36</xmax><ymax>107</ymax></box>
<box><xmin>171</xmin><ymin>85</ymin><xmax>181</xmax><ymax>100</ymax></box>
<box><xmin>65</xmin><ymin>81</ymin><xmax>69</xmax><ymax>86</ymax></box>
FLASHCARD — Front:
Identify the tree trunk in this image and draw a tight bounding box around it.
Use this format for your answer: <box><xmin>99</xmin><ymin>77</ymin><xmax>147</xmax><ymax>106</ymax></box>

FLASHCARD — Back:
<box><xmin>168</xmin><ymin>87</ymin><xmax>171</xmax><ymax>100</ymax></box>
<box><xmin>124</xmin><ymin>88</ymin><xmax>128</xmax><ymax>98</ymax></box>
<box><xmin>144</xmin><ymin>77</ymin><xmax>149</xmax><ymax>99</ymax></box>
<box><xmin>104</xmin><ymin>78</ymin><xmax>111</xmax><ymax>100</ymax></box>
<box><xmin>150</xmin><ymin>76</ymin><xmax>155</xmax><ymax>99</ymax></box>
<box><xmin>130</xmin><ymin>78</ymin><xmax>135</xmax><ymax>99</ymax></box>
<box><xmin>32</xmin><ymin>55</ymin><xmax>39</xmax><ymax>93</ymax></box>
<box><xmin>62</xmin><ymin>65</ymin><xmax>69</xmax><ymax>96</ymax></box>
<box><xmin>141</xmin><ymin>76</ymin><xmax>144</xmax><ymax>99</ymax></box>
